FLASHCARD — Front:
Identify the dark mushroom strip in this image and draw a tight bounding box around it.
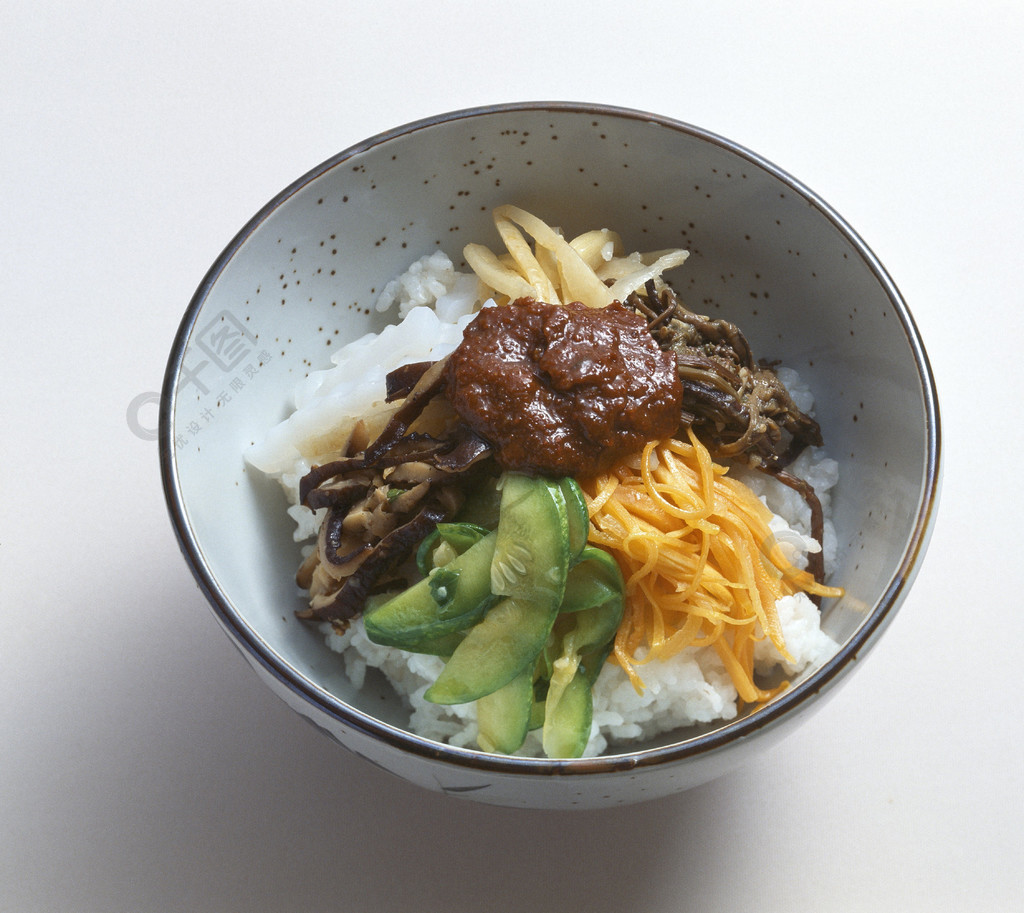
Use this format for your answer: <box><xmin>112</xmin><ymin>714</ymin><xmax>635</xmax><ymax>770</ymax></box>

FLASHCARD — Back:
<box><xmin>304</xmin><ymin>563</ymin><xmax>341</xmax><ymax>613</ymax></box>
<box><xmin>681</xmin><ymin>377</ymin><xmax>749</xmax><ymax>424</ymax></box>
<box><xmin>625</xmin><ymin>283</ymin><xmax>822</xmax><ymax>473</ymax></box>
<box><xmin>321</xmin><ymin>507</ymin><xmax>375</xmax><ymax>571</ymax></box>
<box><xmin>385</xmin><ymin>461</ymin><xmax>449</xmax><ymax>488</ymax></box>
<box><xmin>366</xmin><ymin>433</ymin><xmax>451</xmax><ymax>467</ymax></box>
<box><xmin>363</xmin><ymin>357</ymin><xmax>449</xmax><ymax>464</ymax></box>
<box><xmin>299</xmin><ymin>362</ymin><xmax>449</xmax><ymax>505</ymax></box>
<box><xmin>298</xmin><ymin>497</ymin><xmax>452</xmax><ymax>625</ymax></box>
<box><xmin>304</xmin><ymin>477</ymin><xmax>372</xmax><ymax>512</ymax></box>
<box><xmin>385</xmin><ymin>360</ymin><xmax>435</xmax><ymax>402</ymax></box>
<box><xmin>676</xmin><ymin>311</ymin><xmax>754</xmax><ymax>368</ymax></box>
<box><xmin>300</xmin><ymin>458</ymin><xmax>364</xmax><ymax>506</ymax></box>
<box><xmin>675</xmin><ymin>349</ymin><xmax>744</xmax><ymax>395</ymax></box>
<box><xmin>298</xmin><ymin>436</ymin><xmax>449</xmax><ymax>506</ymax></box>
<box><xmin>776</xmin><ymin>407</ymin><xmax>825</xmax><ymax>467</ymax></box>
<box><xmin>768</xmin><ymin>467</ymin><xmax>826</xmax><ymax>593</ymax></box>
<box><xmin>432</xmin><ymin>427</ymin><xmax>492</xmax><ymax>472</ymax></box>
<box><xmin>294</xmin><ymin>351</ymin><xmax>498</xmax><ymax>625</ymax></box>
<box><xmin>341</xmin><ymin>486</ymin><xmax>398</xmax><ymax>542</ymax></box>
<box><xmin>629</xmin><ymin>282</ymin><xmax>669</xmax><ymax>329</ymax></box>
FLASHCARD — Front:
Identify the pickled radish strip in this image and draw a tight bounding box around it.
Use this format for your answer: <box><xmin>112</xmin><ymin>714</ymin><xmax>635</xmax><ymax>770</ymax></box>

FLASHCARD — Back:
<box><xmin>466</xmin><ymin>205</ymin><xmax>688</xmax><ymax>309</ymax></box>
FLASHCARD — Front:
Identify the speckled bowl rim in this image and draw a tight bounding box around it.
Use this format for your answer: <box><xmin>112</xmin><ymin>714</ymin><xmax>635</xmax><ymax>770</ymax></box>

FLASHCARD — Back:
<box><xmin>160</xmin><ymin>100</ymin><xmax>941</xmax><ymax>778</ymax></box>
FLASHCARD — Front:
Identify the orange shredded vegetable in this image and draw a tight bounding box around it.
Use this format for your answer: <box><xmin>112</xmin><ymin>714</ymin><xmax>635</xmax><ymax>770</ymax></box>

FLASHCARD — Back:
<box><xmin>581</xmin><ymin>429</ymin><xmax>843</xmax><ymax>702</ymax></box>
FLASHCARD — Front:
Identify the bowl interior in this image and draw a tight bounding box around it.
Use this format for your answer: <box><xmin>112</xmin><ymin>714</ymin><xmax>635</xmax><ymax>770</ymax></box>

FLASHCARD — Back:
<box><xmin>163</xmin><ymin>104</ymin><xmax>938</xmax><ymax>754</ymax></box>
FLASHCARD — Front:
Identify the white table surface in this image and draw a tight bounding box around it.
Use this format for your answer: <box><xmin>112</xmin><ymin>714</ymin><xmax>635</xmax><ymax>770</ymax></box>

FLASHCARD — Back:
<box><xmin>3</xmin><ymin>2</ymin><xmax>1021</xmax><ymax>910</ymax></box>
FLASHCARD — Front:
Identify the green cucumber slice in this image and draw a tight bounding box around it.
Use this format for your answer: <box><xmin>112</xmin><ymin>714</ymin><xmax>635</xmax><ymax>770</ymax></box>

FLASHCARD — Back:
<box><xmin>544</xmin><ymin>570</ymin><xmax>623</xmax><ymax>692</ymax></box>
<box><xmin>490</xmin><ymin>473</ymin><xmax>570</xmax><ymax>602</ymax></box>
<box><xmin>436</xmin><ymin>522</ymin><xmax>491</xmax><ymax>553</ymax></box>
<box><xmin>542</xmin><ymin>671</ymin><xmax>593</xmax><ymax>759</ymax></box>
<box><xmin>414</xmin><ymin>529</ymin><xmax>443</xmax><ymax>576</ymax></box>
<box><xmin>401</xmin><ymin>630</ymin><xmax>464</xmax><ymax>657</ymax></box>
<box><xmin>559</xmin><ymin>546</ymin><xmax>624</xmax><ymax>614</ymax></box>
<box><xmin>364</xmin><ymin>532</ymin><xmax>498</xmax><ymax>649</ymax></box>
<box><xmin>559</xmin><ymin>477</ymin><xmax>591</xmax><ymax>561</ymax></box>
<box><xmin>538</xmin><ymin>549</ymin><xmax>625</xmax><ymax>755</ymax></box>
<box><xmin>424</xmin><ymin>594</ymin><xmax>561</xmax><ymax>704</ymax></box>
<box><xmin>528</xmin><ymin>694</ymin><xmax>547</xmax><ymax>731</ymax></box>
<box><xmin>475</xmin><ymin>664</ymin><xmax>534</xmax><ymax>754</ymax></box>
<box><xmin>578</xmin><ymin>642</ymin><xmax>614</xmax><ymax>685</ymax></box>
<box><xmin>561</xmin><ymin>599</ymin><xmax>623</xmax><ymax>669</ymax></box>
<box><xmin>415</xmin><ymin>522</ymin><xmax>491</xmax><ymax>576</ymax></box>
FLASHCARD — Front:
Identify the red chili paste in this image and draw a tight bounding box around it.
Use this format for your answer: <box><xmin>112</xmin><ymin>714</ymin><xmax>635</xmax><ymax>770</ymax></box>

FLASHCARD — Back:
<box><xmin>445</xmin><ymin>298</ymin><xmax>682</xmax><ymax>477</ymax></box>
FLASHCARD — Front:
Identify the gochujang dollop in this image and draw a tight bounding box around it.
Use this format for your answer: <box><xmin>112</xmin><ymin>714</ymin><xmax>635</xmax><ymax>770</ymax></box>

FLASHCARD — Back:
<box><xmin>445</xmin><ymin>298</ymin><xmax>683</xmax><ymax>477</ymax></box>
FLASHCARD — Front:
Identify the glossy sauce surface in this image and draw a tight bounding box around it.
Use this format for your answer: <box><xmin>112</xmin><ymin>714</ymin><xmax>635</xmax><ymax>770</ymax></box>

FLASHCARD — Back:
<box><xmin>446</xmin><ymin>299</ymin><xmax>682</xmax><ymax>476</ymax></box>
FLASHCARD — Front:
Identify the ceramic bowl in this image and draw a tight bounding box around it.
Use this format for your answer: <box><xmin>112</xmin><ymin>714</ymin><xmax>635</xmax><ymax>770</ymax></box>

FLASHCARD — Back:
<box><xmin>160</xmin><ymin>102</ymin><xmax>940</xmax><ymax>810</ymax></box>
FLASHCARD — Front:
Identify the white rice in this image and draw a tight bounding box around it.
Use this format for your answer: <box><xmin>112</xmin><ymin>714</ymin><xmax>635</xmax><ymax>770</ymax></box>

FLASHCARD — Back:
<box><xmin>248</xmin><ymin>252</ymin><xmax>840</xmax><ymax>757</ymax></box>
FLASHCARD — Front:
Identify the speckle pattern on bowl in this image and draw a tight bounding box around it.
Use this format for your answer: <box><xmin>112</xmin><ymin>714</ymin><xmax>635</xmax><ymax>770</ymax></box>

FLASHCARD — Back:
<box><xmin>161</xmin><ymin>102</ymin><xmax>940</xmax><ymax>809</ymax></box>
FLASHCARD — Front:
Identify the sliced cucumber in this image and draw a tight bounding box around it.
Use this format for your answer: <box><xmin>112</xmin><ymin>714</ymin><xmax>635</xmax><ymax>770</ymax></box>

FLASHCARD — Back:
<box><xmin>539</xmin><ymin>546</ymin><xmax>623</xmax><ymax>678</ymax></box>
<box><xmin>416</xmin><ymin>522</ymin><xmax>491</xmax><ymax>576</ymax></box>
<box><xmin>370</xmin><ymin>471</ymin><xmax>614</xmax><ymax>760</ymax></box>
<box><xmin>424</xmin><ymin>594</ymin><xmax>560</xmax><ymax>704</ymax></box>
<box><xmin>415</xmin><ymin>529</ymin><xmax>444</xmax><ymax>576</ymax></box>
<box><xmin>401</xmin><ymin>630</ymin><xmax>464</xmax><ymax>658</ymax></box>
<box><xmin>544</xmin><ymin>573</ymin><xmax>623</xmax><ymax>694</ymax></box>
<box><xmin>579</xmin><ymin>641</ymin><xmax>615</xmax><ymax>685</ymax></box>
<box><xmin>559</xmin><ymin>545</ymin><xmax>624</xmax><ymax>614</ymax></box>
<box><xmin>489</xmin><ymin>473</ymin><xmax>570</xmax><ymax>602</ymax></box>
<box><xmin>364</xmin><ymin>532</ymin><xmax>498</xmax><ymax>649</ymax></box>
<box><xmin>563</xmin><ymin>599</ymin><xmax>623</xmax><ymax>666</ymax></box>
<box><xmin>558</xmin><ymin>477</ymin><xmax>591</xmax><ymax>561</ymax></box>
<box><xmin>426</xmin><ymin>474</ymin><xmax>574</xmax><ymax>705</ymax></box>
<box><xmin>528</xmin><ymin>692</ymin><xmax>547</xmax><ymax>731</ymax></box>
<box><xmin>542</xmin><ymin>670</ymin><xmax>593</xmax><ymax>759</ymax></box>
<box><xmin>475</xmin><ymin>664</ymin><xmax>534</xmax><ymax>754</ymax></box>
<box><xmin>436</xmin><ymin>522</ymin><xmax>491</xmax><ymax>553</ymax></box>
<box><xmin>539</xmin><ymin>549</ymin><xmax>624</xmax><ymax>756</ymax></box>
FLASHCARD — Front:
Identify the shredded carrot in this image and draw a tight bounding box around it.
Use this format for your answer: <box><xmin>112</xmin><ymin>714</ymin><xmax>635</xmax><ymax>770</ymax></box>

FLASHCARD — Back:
<box><xmin>581</xmin><ymin>429</ymin><xmax>843</xmax><ymax>701</ymax></box>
